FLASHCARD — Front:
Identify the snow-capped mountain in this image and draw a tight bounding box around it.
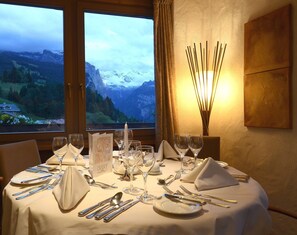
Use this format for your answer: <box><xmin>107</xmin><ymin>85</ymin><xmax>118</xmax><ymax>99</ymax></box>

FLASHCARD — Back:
<box><xmin>0</xmin><ymin>50</ymin><xmax>155</xmax><ymax>122</ymax></box>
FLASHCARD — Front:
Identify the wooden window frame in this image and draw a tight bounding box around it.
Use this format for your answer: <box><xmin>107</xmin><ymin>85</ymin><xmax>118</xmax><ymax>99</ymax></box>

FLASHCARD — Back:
<box><xmin>0</xmin><ymin>0</ymin><xmax>155</xmax><ymax>152</ymax></box>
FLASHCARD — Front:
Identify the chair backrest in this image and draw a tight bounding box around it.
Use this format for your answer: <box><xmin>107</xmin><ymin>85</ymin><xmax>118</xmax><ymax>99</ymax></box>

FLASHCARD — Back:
<box><xmin>0</xmin><ymin>139</ymin><xmax>41</xmax><ymax>187</ymax></box>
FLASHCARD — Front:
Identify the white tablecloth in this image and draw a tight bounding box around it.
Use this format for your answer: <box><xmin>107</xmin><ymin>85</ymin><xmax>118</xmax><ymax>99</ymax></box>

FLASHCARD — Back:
<box><xmin>2</xmin><ymin>159</ymin><xmax>271</xmax><ymax>235</ymax></box>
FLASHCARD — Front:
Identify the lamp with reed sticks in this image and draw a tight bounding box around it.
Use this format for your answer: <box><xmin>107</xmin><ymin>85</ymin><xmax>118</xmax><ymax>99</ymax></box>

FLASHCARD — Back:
<box><xmin>186</xmin><ymin>41</ymin><xmax>227</xmax><ymax>136</ymax></box>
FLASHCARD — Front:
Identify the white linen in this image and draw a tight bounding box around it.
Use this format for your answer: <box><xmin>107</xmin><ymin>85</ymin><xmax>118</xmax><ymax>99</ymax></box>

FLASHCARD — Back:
<box><xmin>46</xmin><ymin>149</ymin><xmax>85</xmax><ymax>166</ymax></box>
<box><xmin>2</xmin><ymin>159</ymin><xmax>271</xmax><ymax>235</ymax></box>
<box><xmin>182</xmin><ymin>157</ymin><xmax>239</xmax><ymax>190</ymax></box>
<box><xmin>155</xmin><ymin>140</ymin><xmax>179</xmax><ymax>161</ymax></box>
<box><xmin>53</xmin><ymin>167</ymin><xmax>90</xmax><ymax>210</ymax></box>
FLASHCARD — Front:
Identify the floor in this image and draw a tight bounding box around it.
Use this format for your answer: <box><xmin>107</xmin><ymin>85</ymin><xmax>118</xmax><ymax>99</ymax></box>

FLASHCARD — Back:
<box><xmin>269</xmin><ymin>211</ymin><xmax>297</xmax><ymax>235</ymax></box>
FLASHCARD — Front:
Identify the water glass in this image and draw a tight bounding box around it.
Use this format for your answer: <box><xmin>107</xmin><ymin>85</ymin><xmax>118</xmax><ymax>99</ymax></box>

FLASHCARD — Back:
<box><xmin>174</xmin><ymin>134</ymin><xmax>189</xmax><ymax>174</ymax></box>
<box><xmin>52</xmin><ymin>137</ymin><xmax>68</xmax><ymax>175</ymax></box>
<box><xmin>137</xmin><ymin>145</ymin><xmax>155</xmax><ymax>204</ymax></box>
<box><xmin>188</xmin><ymin>135</ymin><xmax>204</xmax><ymax>167</ymax></box>
<box><xmin>68</xmin><ymin>133</ymin><xmax>84</xmax><ymax>167</ymax></box>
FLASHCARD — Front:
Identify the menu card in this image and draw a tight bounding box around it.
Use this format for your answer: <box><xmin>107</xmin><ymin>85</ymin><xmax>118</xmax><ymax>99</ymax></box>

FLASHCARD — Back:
<box><xmin>88</xmin><ymin>133</ymin><xmax>113</xmax><ymax>177</ymax></box>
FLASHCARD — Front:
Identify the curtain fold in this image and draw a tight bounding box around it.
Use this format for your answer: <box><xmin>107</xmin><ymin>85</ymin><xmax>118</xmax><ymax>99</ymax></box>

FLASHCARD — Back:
<box><xmin>154</xmin><ymin>0</ymin><xmax>176</xmax><ymax>147</ymax></box>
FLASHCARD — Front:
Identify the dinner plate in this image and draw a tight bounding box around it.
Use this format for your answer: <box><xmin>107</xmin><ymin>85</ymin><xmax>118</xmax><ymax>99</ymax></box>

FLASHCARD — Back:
<box><xmin>153</xmin><ymin>196</ymin><xmax>202</xmax><ymax>215</ymax></box>
<box><xmin>148</xmin><ymin>170</ymin><xmax>162</xmax><ymax>175</ymax></box>
<box><xmin>196</xmin><ymin>160</ymin><xmax>228</xmax><ymax>168</ymax></box>
<box><xmin>10</xmin><ymin>172</ymin><xmax>52</xmax><ymax>186</ymax></box>
<box><xmin>217</xmin><ymin>161</ymin><xmax>228</xmax><ymax>168</ymax></box>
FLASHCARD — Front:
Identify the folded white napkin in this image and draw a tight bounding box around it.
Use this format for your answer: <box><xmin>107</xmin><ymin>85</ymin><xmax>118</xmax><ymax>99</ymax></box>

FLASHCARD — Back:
<box><xmin>53</xmin><ymin>167</ymin><xmax>90</xmax><ymax>210</ymax></box>
<box><xmin>155</xmin><ymin>140</ymin><xmax>179</xmax><ymax>161</ymax></box>
<box><xmin>181</xmin><ymin>157</ymin><xmax>239</xmax><ymax>191</ymax></box>
<box><xmin>46</xmin><ymin>149</ymin><xmax>85</xmax><ymax>166</ymax></box>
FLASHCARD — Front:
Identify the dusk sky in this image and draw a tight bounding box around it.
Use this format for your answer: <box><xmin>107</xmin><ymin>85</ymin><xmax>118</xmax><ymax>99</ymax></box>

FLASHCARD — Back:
<box><xmin>0</xmin><ymin>3</ymin><xmax>154</xmax><ymax>80</ymax></box>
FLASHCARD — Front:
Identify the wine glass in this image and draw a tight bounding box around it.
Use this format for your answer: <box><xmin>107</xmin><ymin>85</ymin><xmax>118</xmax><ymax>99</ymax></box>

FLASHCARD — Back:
<box><xmin>52</xmin><ymin>137</ymin><xmax>68</xmax><ymax>175</ymax></box>
<box><xmin>137</xmin><ymin>145</ymin><xmax>155</xmax><ymax>204</ymax></box>
<box><xmin>174</xmin><ymin>134</ymin><xmax>189</xmax><ymax>174</ymax></box>
<box><xmin>68</xmin><ymin>133</ymin><xmax>84</xmax><ymax>167</ymax></box>
<box><xmin>114</xmin><ymin>129</ymin><xmax>133</xmax><ymax>157</ymax></box>
<box><xmin>122</xmin><ymin>140</ymin><xmax>142</xmax><ymax>195</ymax></box>
<box><xmin>114</xmin><ymin>130</ymin><xmax>124</xmax><ymax>157</ymax></box>
<box><xmin>188</xmin><ymin>135</ymin><xmax>204</xmax><ymax>167</ymax></box>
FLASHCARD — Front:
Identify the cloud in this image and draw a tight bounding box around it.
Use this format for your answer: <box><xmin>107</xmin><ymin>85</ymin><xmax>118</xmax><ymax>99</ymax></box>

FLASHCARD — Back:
<box><xmin>0</xmin><ymin>3</ymin><xmax>63</xmax><ymax>52</ymax></box>
<box><xmin>84</xmin><ymin>13</ymin><xmax>154</xmax><ymax>74</ymax></box>
<box><xmin>0</xmin><ymin>3</ymin><xmax>154</xmax><ymax>79</ymax></box>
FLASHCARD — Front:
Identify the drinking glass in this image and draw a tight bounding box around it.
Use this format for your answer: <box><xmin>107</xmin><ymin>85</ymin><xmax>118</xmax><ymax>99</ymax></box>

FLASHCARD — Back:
<box><xmin>114</xmin><ymin>130</ymin><xmax>124</xmax><ymax>157</ymax></box>
<box><xmin>68</xmin><ymin>133</ymin><xmax>84</xmax><ymax>167</ymax></box>
<box><xmin>52</xmin><ymin>137</ymin><xmax>68</xmax><ymax>175</ymax></box>
<box><xmin>174</xmin><ymin>134</ymin><xmax>189</xmax><ymax>174</ymax></box>
<box><xmin>188</xmin><ymin>135</ymin><xmax>204</xmax><ymax>167</ymax></box>
<box><xmin>114</xmin><ymin>129</ymin><xmax>133</xmax><ymax>157</ymax></box>
<box><xmin>137</xmin><ymin>145</ymin><xmax>156</xmax><ymax>204</ymax></box>
<box><xmin>122</xmin><ymin>140</ymin><xmax>142</xmax><ymax>195</ymax></box>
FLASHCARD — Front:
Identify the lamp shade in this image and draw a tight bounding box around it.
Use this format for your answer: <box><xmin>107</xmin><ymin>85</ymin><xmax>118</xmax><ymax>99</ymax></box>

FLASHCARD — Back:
<box><xmin>186</xmin><ymin>41</ymin><xmax>226</xmax><ymax>136</ymax></box>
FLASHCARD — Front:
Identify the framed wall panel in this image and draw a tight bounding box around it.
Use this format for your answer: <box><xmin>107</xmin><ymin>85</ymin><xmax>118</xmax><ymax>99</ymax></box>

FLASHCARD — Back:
<box><xmin>244</xmin><ymin>5</ymin><xmax>292</xmax><ymax>128</ymax></box>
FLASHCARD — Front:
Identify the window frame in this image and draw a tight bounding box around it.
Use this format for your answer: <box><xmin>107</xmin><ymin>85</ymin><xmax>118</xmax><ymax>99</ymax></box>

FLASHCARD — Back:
<box><xmin>0</xmin><ymin>0</ymin><xmax>155</xmax><ymax>150</ymax></box>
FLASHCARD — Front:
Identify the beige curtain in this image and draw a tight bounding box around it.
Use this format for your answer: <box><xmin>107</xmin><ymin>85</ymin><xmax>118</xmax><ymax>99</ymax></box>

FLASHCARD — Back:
<box><xmin>154</xmin><ymin>0</ymin><xmax>176</xmax><ymax>147</ymax></box>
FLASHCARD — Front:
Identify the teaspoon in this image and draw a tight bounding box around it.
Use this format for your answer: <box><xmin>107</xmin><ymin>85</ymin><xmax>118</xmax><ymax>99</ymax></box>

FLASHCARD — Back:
<box><xmin>85</xmin><ymin>192</ymin><xmax>123</xmax><ymax>219</ymax></box>
<box><xmin>84</xmin><ymin>174</ymin><xmax>117</xmax><ymax>189</ymax></box>
<box><xmin>157</xmin><ymin>174</ymin><xmax>174</xmax><ymax>185</ymax></box>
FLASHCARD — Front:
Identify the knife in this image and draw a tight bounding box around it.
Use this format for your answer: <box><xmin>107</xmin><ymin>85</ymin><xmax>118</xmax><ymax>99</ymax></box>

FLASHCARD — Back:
<box><xmin>20</xmin><ymin>174</ymin><xmax>52</xmax><ymax>184</ymax></box>
<box><xmin>12</xmin><ymin>185</ymin><xmax>43</xmax><ymax>196</ymax></box>
<box><xmin>78</xmin><ymin>196</ymin><xmax>113</xmax><ymax>217</ymax></box>
<box><xmin>15</xmin><ymin>177</ymin><xmax>60</xmax><ymax>200</ymax></box>
<box><xmin>103</xmin><ymin>199</ymin><xmax>140</xmax><ymax>222</ymax></box>
<box><xmin>164</xmin><ymin>194</ymin><xmax>207</xmax><ymax>205</ymax></box>
<box><xmin>15</xmin><ymin>184</ymin><xmax>48</xmax><ymax>200</ymax></box>
<box><xmin>94</xmin><ymin>199</ymin><xmax>133</xmax><ymax>220</ymax></box>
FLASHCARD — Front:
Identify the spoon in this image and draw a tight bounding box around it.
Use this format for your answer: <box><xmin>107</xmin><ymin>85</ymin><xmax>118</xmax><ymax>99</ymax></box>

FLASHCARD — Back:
<box><xmin>158</xmin><ymin>174</ymin><xmax>174</xmax><ymax>185</ymax></box>
<box><xmin>166</xmin><ymin>171</ymin><xmax>181</xmax><ymax>186</ymax></box>
<box><xmin>85</xmin><ymin>192</ymin><xmax>123</xmax><ymax>219</ymax></box>
<box><xmin>84</xmin><ymin>174</ymin><xmax>117</xmax><ymax>189</ymax></box>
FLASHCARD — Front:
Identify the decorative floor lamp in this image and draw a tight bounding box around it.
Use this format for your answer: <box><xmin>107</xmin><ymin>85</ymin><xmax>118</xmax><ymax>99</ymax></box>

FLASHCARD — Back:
<box><xmin>186</xmin><ymin>41</ymin><xmax>227</xmax><ymax>160</ymax></box>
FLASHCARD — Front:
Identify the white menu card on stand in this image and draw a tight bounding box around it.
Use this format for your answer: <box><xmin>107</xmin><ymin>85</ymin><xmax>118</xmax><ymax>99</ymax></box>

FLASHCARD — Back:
<box><xmin>88</xmin><ymin>133</ymin><xmax>113</xmax><ymax>177</ymax></box>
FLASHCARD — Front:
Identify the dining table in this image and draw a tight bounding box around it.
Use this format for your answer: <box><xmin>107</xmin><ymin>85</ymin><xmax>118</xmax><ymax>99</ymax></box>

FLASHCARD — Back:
<box><xmin>2</xmin><ymin>157</ymin><xmax>271</xmax><ymax>235</ymax></box>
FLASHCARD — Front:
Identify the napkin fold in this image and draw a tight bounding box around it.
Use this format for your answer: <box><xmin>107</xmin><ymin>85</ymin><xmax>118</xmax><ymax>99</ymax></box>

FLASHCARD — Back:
<box><xmin>181</xmin><ymin>157</ymin><xmax>239</xmax><ymax>191</ymax></box>
<box><xmin>53</xmin><ymin>167</ymin><xmax>90</xmax><ymax>210</ymax></box>
<box><xmin>155</xmin><ymin>140</ymin><xmax>179</xmax><ymax>161</ymax></box>
<box><xmin>46</xmin><ymin>149</ymin><xmax>85</xmax><ymax>166</ymax></box>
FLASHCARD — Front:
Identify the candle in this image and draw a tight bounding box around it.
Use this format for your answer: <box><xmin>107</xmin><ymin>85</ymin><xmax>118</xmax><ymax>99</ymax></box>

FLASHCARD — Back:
<box><xmin>124</xmin><ymin>122</ymin><xmax>128</xmax><ymax>155</ymax></box>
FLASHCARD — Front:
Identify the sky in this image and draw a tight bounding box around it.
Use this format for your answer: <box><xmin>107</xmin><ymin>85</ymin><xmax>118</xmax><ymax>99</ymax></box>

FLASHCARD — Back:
<box><xmin>0</xmin><ymin>3</ymin><xmax>154</xmax><ymax>84</ymax></box>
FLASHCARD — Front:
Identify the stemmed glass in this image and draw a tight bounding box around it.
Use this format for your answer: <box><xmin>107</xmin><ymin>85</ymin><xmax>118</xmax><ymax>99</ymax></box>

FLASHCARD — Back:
<box><xmin>122</xmin><ymin>140</ymin><xmax>142</xmax><ymax>195</ymax></box>
<box><xmin>188</xmin><ymin>135</ymin><xmax>204</xmax><ymax>167</ymax></box>
<box><xmin>52</xmin><ymin>137</ymin><xmax>68</xmax><ymax>175</ymax></box>
<box><xmin>114</xmin><ymin>129</ymin><xmax>133</xmax><ymax>157</ymax></box>
<box><xmin>114</xmin><ymin>130</ymin><xmax>124</xmax><ymax>157</ymax></box>
<box><xmin>68</xmin><ymin>133</ymin><xmax>84</xmax><ymax>167</ymax></box>
<box><xmin>137</xmin><ymin>145</ymin><xmax>155</xmax><ymax>204</ymax></box>
<box><xmin>174</xmin><ymin>134</ymin><xmax>189</xmax><ymax>174</ymax></box>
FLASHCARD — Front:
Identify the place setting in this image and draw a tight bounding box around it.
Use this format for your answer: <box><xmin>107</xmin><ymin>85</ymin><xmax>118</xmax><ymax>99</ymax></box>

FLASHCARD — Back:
<box><xmin>7</xmin><ymin>127</ymin><xmax>245</xmax><ymax>224</ymax></box>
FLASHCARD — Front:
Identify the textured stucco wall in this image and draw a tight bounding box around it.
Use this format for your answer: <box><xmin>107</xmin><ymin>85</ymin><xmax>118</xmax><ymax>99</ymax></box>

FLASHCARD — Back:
<box><xmin>174</xmin><ymin>0</ymin><xmax>297</xmax><ymax>232</ymax></box>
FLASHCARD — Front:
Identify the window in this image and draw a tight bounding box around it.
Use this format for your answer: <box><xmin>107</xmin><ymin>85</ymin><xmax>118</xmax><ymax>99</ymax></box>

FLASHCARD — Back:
<box><xmin>84</xmin><ymin>13</ymin><xmax>155</xmax><ymax>130</ymax></box>
<box><xmin>0</xmin><ymin>0</ymin><xmax>155</xmax><ymax>147</ymax></box>
<box><xmin>0</xmin><ymin>4</ymin><xmax>64</xmax><ymax>133</ymax></box>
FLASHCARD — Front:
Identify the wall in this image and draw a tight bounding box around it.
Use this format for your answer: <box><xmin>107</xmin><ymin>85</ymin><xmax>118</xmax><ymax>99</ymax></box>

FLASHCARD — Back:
<box><xmin>174</xmin><ymin>0</ymin><xmax>297</xmax><ymax>233</ymax></box>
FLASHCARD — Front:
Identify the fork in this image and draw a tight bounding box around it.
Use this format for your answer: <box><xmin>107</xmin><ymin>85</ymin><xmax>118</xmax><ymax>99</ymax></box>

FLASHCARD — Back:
<box><xmin>15</xmin><ymin>177</ymin><xmax>61</xmax><ymax>200</ymax></box>
<box><xmin>180</xmin><ymin>185</ymin><xmax>237</xmax><ymax>204</ymax></box>
<box><xmin>179</xmin><ymin>185</ymin><xmax>231</xmax><ymax>208</ymax></box>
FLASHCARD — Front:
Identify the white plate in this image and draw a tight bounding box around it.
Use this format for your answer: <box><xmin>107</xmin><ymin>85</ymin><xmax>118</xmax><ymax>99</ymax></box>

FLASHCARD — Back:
<box><xmin>153</xmin><ymin>196</ymin><xmax>202</xmax><ymax>215</ymax></box>
<box><xmin>149</xmin><ymin>170</ymin><xmax>162</xmax><ymax>175</ymax></box>
<box><xmin>11</xmin><ymin>172</ymin><xmax>52</xmax><ymax>186</ymax></box>
<box><xmin>217</xmin><ymin>161</ymin><xmax>228</xmax><ymax>168</ymax></box>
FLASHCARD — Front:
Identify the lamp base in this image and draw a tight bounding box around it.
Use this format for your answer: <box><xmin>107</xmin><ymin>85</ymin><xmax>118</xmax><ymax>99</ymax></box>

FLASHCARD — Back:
<box><xmin>198</xmin><ymin>136</ymin><xmax>220</xmax><ymax>161</ymax></box>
